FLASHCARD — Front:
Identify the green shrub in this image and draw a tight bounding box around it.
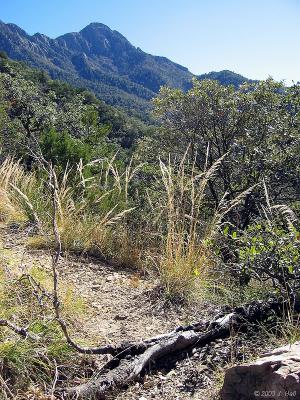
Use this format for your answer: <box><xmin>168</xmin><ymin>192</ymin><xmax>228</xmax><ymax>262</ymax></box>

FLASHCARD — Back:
<box><xmin>239</xmin><ymin>219</ymin><xmax>300</xmax><ymax>296</ymax></box>
<box><xmin>40</xmin><ymin>128</ymin><xmax>91</xmax><ymax>167</ymax></box>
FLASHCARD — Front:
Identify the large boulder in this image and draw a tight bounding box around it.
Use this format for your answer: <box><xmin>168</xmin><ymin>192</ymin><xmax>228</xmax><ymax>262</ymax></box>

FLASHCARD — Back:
<box><xmin>220</xmin><ymin>342</ymin><xmax>300</xmax><ymax>400</ymax></box>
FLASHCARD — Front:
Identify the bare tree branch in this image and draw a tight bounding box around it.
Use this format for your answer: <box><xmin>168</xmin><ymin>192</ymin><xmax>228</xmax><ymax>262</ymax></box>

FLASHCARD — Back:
<box><xmin>0</xmin><ymin>319</ymin><xmax>39</xmax><ymax>340</ymax></box>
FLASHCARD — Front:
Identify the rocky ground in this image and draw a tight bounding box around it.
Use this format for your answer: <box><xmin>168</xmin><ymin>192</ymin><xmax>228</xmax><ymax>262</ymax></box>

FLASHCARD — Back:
<box><xmin>0</xmin><ymin>223</ymin><xmax>274</xmax><ymax>399</ymax></box>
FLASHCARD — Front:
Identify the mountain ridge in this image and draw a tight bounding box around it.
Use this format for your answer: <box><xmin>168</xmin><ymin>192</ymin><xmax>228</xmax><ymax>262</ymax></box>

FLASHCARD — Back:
<box><xmin>0</xmin><ymin>20</ymin><xmax>250</xmax><ymax>113</ymax></box>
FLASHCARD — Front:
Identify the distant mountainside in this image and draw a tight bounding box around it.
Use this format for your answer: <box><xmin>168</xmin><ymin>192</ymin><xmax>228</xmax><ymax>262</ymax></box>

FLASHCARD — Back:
<box><xmin>198</xmin><ymin>70</ymin><xmax>254</xmax><ymax>87</ymax></box>
<box><xmin>0</xmin><ymin>20</ymin><xmax>250</xmax><ymax>113</ymax></box>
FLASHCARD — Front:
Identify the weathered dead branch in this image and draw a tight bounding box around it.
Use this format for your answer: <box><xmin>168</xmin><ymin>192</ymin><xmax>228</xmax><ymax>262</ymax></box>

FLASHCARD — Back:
<box><xmin>0</xmin><ymin>319</ymin><xmax>39</xmax><ymax>340</ymax></box>
<box><xmin>60</xmin><ymin>297</ymin><xmax>299</xmax><ymax>399</ymax></box>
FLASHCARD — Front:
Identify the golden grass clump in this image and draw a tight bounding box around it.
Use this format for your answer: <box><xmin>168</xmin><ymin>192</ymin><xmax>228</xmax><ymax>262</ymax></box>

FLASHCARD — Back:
<box><xmin>0</xmin><ymin>156</ymin><xmax>141</xmax><ymax>266</ymax></box>
<box><xmin>52</xmin><ymin>158</ymin><xmax>140</xmax><ymax>263</ymax></box>
<box><xmin>0</xmin><ymin>157</ymin><xmax>34</xmax><ymax>223</ymax></box>
<box><xmin>157</xmin><ymin>149</ymin><xmax>253</xmax><ymax>300</ymax></box>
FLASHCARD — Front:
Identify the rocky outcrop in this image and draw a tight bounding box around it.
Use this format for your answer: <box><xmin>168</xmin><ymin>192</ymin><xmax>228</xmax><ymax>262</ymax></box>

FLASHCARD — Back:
<box><xmin>220</xmin><ymin>342</ymin><xmax>300</xmax><ymax>400</ymax></box>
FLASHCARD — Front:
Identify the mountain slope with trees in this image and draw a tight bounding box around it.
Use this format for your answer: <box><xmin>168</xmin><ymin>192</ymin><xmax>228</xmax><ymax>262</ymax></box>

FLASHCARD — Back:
<box><xmin>0</xmin><ymin>21</ymin><xmax>192</xmax><ymax>113</ymax></box>
<box><xmin>198</xmin><ymin>69</ymin><xmax>254</xmax><ymax>87</ymax></box>
<box><xmin>0</xmin><ymin>20</ymin><xmax>250</xmax><ymax>113</ymax></box>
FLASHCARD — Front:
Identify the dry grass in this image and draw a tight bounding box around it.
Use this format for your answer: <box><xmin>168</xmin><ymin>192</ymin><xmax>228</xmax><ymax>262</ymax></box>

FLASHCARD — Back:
<box><xmin>0</xmin><ymin>154</ymin><xmax>252</xmax><ymax>300</ymax></box>
<box><xmin>260</xmin><ymin>298</ymin><xmax>300</xmax><ymax>347</ymax></box>
<box><xmin>0</xmin><ymin>158</ymin><xmax>35</xmax><ymax>223</ymax></box>
<box><xmin>157</xmin><ymin>149</ymin><xmax>254</xmax><ymax>300</ymax></box>
<box><xmin>0</xmin><ymin>251</ymin><xmax>88</xmax><ymax>399</ymax></box>
<box><xmin>51</xmin><ymin>158</ymin><xmax>141</xmax><ymax>266</ymax></box>
<box><xmin>0</xmin><ymin>157</ymin><xmax>142</xmax><ymax>267</ymax></box>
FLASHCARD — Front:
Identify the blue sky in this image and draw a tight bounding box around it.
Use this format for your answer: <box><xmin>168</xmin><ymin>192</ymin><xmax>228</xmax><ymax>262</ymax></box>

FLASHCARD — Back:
<box><xmin>1</xmin><ymin>0</ymin><xmax>299</xmax><ymax>83</ymax></box>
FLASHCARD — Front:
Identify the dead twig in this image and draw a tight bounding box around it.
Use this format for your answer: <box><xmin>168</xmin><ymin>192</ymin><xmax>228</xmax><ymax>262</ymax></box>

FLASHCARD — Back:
<box><xmin>0</xmin><ymin>319</ymin><xmax>39</xmax><ymax>340</ymax></box>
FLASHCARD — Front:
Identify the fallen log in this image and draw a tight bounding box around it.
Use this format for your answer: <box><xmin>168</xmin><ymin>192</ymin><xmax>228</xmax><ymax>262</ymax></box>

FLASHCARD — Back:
<box><xmin>60</xmin><ymin>297</ymin><xmax>299</xmax><ymax>399</ymax></box>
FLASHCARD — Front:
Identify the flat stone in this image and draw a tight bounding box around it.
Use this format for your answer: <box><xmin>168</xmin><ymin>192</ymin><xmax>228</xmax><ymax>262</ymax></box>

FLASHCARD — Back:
<box><xmin>220</xmin><ymin>342</ymin><xmax>300</xmax><ymax>400</ymax></box>
<box><xmin>91</xmin><ymin>284</ymin><xmax>101</xmax><ymax>290</ymax></box>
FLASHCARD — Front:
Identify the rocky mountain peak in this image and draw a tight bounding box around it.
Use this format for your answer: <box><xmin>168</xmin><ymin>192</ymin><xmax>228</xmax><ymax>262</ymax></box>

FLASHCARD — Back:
<box><xmin>0</xmin><ymin>20</ymin><xmax>250</xmax><ymax>113</ymax></box>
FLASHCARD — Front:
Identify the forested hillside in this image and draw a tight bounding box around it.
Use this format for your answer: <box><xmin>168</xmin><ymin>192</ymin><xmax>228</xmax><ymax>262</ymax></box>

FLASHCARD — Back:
<box><xmin>0</xmin><ymin>20</ymin><xmax>250</xmax><ymax>114</ymax></box>
<box><xmin>0</xmin><ymin>20</ymin><xmax>192</xmax><ymax>113</ymax></box>
<box><xmin>0</xmin><ymin>53</ymin><xmax>156</xmax><ymax>157</ymax></box>
<box><xmin>1</xmin><ymin>50</ymin><xmax>300</xmax><ymax>399</ymax></box>
<box><xmin>198</xmin><ymin>69</ymin><xmax>253</xmax><ymax>87</ymax></box>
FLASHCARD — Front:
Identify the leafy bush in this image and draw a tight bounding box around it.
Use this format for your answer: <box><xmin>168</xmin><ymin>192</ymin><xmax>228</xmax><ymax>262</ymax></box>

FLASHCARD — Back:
<box><xmin>239</xmin><ymin>217</ymin><xmax>300</xmax><ymax>296</ymax></box>
<box><xmin>153</xmin><ymin>78</ymin><xmax>300</xmax><ymax>229</ymax></box>
<box><xmin>40</xmin><ymin>128</ymin><xmax>91</xmax><ymax>167</ymax></box>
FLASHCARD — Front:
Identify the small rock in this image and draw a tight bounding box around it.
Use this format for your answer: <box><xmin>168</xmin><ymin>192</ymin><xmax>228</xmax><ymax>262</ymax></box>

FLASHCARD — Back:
<box><xmin>166</xmin><ymin>370</ymin><xmax>176</xmax><ymax>378</ymax></box>
<box><xmin>114</xmin><ymin>314</ymin><xmax>128</xmax><ymax>321</ymax></box>
<box><xmin>197</xmin><ymin>364</ymin><xmax>209</xmax><ymax>373</ymax></box>
<box><xmin>91</xmin><ymin>285</ymin><xmax>101</xmax><ymax>290</ymax></box>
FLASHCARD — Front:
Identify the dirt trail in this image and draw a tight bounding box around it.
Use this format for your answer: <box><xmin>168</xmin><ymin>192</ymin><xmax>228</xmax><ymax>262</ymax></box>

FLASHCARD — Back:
<box><xmin>1</xmin><ymin>224</ymin><xmax>220</xmax><ymax>399</ymax></box>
